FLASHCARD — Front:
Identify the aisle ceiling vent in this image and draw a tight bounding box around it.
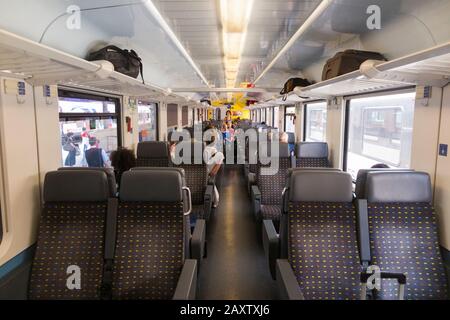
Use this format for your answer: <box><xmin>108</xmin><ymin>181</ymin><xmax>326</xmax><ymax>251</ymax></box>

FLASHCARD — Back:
<box><xmin>220</xmin><ymin>0</ymin><xmax>254</xmax><ymax>89</ymax></box>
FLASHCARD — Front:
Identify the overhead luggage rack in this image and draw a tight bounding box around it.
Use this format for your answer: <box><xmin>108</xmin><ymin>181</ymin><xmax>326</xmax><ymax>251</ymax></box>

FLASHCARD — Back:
<box><xmin>0</xmin><ymin>28</ymin><xmax>187</xmax><ymax>102</ymax></box>
<box><xmin>296</xmin><ymin>41</ymin><xmax>450</xmax><ymax>98</ymax></box>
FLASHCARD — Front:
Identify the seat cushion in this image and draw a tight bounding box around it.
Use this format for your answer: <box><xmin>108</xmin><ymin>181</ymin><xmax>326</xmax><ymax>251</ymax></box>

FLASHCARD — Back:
<box><xmin>113</xmin><ymin>202</ymin><xmax>184</xmax><ymax>300</ymax></box>
<box><xmin>29</xmin><ymin>203</ymin><xmax>106</xmax><ymax>300</ymax></box>
<box><xmin>288</xmin><ymin>202</ymin><xmax>361</xmax><ymax>300</ymax></box>
<box><xmin>260</xmin><ymin>205</ymin><xmax>281</xmax><ymax>221</ymax></box>
<box><xmin>368</xmin><ymin>203</ymin><xmax>448</xmax><ymax>300</ymax></box>
<box><xmin>136</xmin><ymin>158</ymin><xmax>171</xmax><ymax>167</ymax></box>
<box><xmin>296</xmin><ymin>158</ymin><xmax>329</xmax><ymax>168</ymax></box>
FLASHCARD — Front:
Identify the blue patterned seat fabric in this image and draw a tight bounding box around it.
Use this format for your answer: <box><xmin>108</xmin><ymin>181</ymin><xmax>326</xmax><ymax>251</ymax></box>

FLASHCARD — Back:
<box><xmin>288</xmin><ymin>202</ymin><xmax>361</xmax><ymax>300</ymax></box>
<box><xmin>368</xmin><ymin>203</ymin><xmax>448</xmax><ymax>300</ymax></box>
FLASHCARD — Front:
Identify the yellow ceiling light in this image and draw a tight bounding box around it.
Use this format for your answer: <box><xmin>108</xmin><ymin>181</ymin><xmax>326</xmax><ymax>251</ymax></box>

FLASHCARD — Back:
<box><xmin>220</xmin><ymin>0</ymin><xmax>254</xmax><ymax>88</ymax></box>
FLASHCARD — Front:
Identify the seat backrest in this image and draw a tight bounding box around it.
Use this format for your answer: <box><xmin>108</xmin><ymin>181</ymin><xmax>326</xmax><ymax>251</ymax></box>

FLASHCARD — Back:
<box><xmin>58</xmin><ymin>167</ymin><xmax>117</xmax><ymax>197</ymax></box>
<box><xmin>136</xmin><ymin>141</ymin><xmax>171</xmax><ymax>167</ymax></box>
<box><xmin>255</xmin><ymin>143</ymin><xmax>291</xmax><ymax>206</ymax></box>
<box><xmin>295</xmin><ymin>142</ymin><xmax>330</xmax><ymax>168</ymax></box>
<box><xmin>114</xmin><ymin>169</ymin><xmax>188</xmax><ymax>299</ymax></box>
<box><xmin>365</xmin><ymin>171</ymin><xmax>448</xmax><ymax>300</ymax></box>
<box><xmin>173</xmin><ymin>141</ymin><xmax>207</xmax><ymax>205</ymax></box>
<box><xmin>281</xmin><ymin>170</ymin><xmax>361</xmax><ymax>300</ymax></box>
<box><xmin>29</xmin><ymin>170</ymin><xmax>110</xmax><ymax>300</ymax></box>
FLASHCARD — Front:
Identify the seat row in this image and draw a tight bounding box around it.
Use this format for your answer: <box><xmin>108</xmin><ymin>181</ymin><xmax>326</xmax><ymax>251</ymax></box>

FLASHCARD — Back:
<box><xmin>262</xmin><ymin>168</ymin><xmax>449</xmax><ymax>300</ymax></box>
<box><xmin>248</xmin><ymin>142</ymin><xmax>330</xmax><ymax>226</ymax></box>
<box><xmin>28</xmin><ymin>168</ymin><xmax>206</xmax><ymax>300</ymax></box>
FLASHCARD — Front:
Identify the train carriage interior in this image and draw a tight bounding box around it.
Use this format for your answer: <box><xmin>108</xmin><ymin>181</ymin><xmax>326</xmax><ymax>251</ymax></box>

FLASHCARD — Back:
<box><xmin>0</xmin><ymin>0</ymin><xmax>450</xmax><ymax>307</ymax></box>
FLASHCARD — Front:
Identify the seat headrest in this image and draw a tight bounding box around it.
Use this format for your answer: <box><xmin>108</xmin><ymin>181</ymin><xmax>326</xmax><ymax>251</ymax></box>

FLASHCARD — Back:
<box><xmin>259</xmin><ymin>142</ymin><xmax>291</xmax><ymax>158</ymax></box>
<box><xmin>58</xmin><ymin>167</ymin><xmax>117</xmax><ymax>197</ymax></box>
<box><xmin>355</xmin><ymin>168</ymin><xmax>415</xmax><ymax>199</ymax></box>
<box><xmin>136</xmin><ymin>141</ymin><xmax>169</xmax><ymax>159</ymax></box>
<box><xmin>366</xmin><ymin>171</ymin><xmax>432</xmax><ymax>203</ymax></box>
<box><xmin>120</xmin><ymin>169</ymin><xmax>185</xmax><ymax>202</ymax></box>
<box><xmin>44</xmin><ymin>170</ymin><xmax>109</xmax><ymax>202</ymax></box>
<box><xmin>295</xmin><ymin>142</ymin><xmax>328</xmax><ymax>158</ymax></box>
<box><xmin>288</xmin><ymin>170</ymin><xmax>353</xmax><ymax>202</ymax></box>
<box><xmin>131</xmin><ymin>167</ymin><xmax>186</xmax><ymax>185</ymax></box>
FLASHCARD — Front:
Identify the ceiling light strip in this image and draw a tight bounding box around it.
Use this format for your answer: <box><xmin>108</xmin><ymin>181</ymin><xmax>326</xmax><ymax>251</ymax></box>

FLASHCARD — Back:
<box><xmin>144</xmin><ymin>0</ymin><xmax>210</xmax><ymax>87</ymax></box>
<box><xmin>253</xmin><ymin>0</ymin><xmax>333</xmax><ymax>84</ymax></box>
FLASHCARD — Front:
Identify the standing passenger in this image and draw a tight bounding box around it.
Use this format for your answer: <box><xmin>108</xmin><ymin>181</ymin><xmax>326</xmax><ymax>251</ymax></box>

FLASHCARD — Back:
<box><xmin>85</xmin><ymin>137</ymin><xmax>110</xmax><ymax>168</ymax></box>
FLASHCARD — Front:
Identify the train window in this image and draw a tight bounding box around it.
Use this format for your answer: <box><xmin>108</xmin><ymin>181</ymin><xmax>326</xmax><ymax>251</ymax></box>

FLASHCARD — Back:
<box><xmin>138</xmin><ymin>101</ymin><xmax>158</xmax><ymax>142</ymax></box>
<box><xmin>273</xmin><ymin>107</ymin><xmax>279</xmax><ymax>128</ymax></box>
<box><xmin>58</xmin><ymin>90</ymin><xmax>121</xmax><ymax>168</ymax></box>
<box><xmin>167</xmin><ymin>103</ymin><xmax>178</xmax><ymax>128</ymax></box>
<box><xmin>304</xmin><ymin>102</ymin><xmax>327</xmax><ymax>142</ymax></box>
<box><xmin>284</xmin><ymin>106</ymin><xmax>296</xmax><ymax>133</ymax></box>
<box><xmin>345</xmin><ymin>91</ymin><xmax>416</xmax><ymax>179</ymax></box>
<box><xmin>267</xmin><ymin>108</ymin><xmax>272</xmax><ymax>126</ymax></box>
<box><xmin>261</xmin><ymin>108</ymin><xmax>266</xmax><ymax>123</ymax></box>
<box><xmin>182</xmin><ymin>106</ymin><xmax>189</xmax><ymax>126</ymax></box>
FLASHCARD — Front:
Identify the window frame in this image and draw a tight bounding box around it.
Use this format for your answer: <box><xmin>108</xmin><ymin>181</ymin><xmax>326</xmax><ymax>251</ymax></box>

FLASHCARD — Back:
<box><xmin>58</xmin><ymin>88</ymin><xmax>123</xmax><ymax>158</ymax></box>
<box><xmin>343</xmin><ymin>87</ymin><xmax>416</xmax><ymax>178</ymax></box>
<box><xmin>284</xmin><ymin>105</ymin><xmax>296</xmax><ymax>133</ymax></box>
<box><xmin>303</xmin><ymin>100</ymin><xmax>327</xmax><ymax>142</ymax></box>
<box><xmin>137</xmin><ymin>100</ymin><xmax>159</xmax><ymax>142</ymax></box>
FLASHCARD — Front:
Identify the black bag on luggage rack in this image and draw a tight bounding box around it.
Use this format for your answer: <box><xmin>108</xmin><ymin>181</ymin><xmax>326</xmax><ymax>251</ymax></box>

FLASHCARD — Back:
<box><xmin>87</xmin><ymin>45</ymin><xmax>144</xmax><ymax>84</ymax></box>
<box><xmin>322</xmin><ymin>49</ymin><xmax>386</xmax><ymax>81</ymax></box>
<box><xmin>280</xmin><ymin>78</ymin><xmax>312</xmax><ymax>101</ymax></box>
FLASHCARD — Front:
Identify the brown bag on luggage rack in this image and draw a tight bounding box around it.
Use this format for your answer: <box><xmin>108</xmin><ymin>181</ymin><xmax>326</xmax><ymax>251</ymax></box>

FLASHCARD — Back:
<box><xmin>280</xmin><ymin>78</ymin><xmax>312</xmax><ymax>101</ymax></box>
<box><xmin>321</xmin><ymin>49</ymin><xmax>387</xmax><ymax>81</ymax></box>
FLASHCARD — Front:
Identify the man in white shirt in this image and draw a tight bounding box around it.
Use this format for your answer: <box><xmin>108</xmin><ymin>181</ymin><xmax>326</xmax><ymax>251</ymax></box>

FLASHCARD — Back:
<box><xmin>203</xmin><ymin>128</ymin><xmax>224</xmax><ymax>207</ymax></box>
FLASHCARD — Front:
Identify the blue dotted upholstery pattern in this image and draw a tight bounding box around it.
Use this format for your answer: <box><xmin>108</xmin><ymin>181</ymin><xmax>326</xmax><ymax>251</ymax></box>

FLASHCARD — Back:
<box><xmin>288</xmin><ymin>202</ymin><xmax>361</xmax><ymax>300</ymax></box>
<box><xmin>112</xmin><ymin>202</ymin><xmax>184</xmax><ymax>300</ymax></box>
<box><xmin>368</xmin><ymin>203</ymin><xmax>448</xmax><ymax>300</ymax></box>
<box><xmin>29</xmin><ymin>203</ymin><xmax>106</xmax><ymax>300</ymax></box>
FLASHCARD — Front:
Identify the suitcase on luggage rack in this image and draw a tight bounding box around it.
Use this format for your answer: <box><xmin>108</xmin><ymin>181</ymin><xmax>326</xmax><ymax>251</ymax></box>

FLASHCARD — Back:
<box><xmin>321</xmin><ymin>49</ymin><xmax>387</xmax><ymax>81</ymax></box>
<box><xmin>280</xmin><ymin>77</ymin><xmax>312</xmax><ymax>101</ymax></box>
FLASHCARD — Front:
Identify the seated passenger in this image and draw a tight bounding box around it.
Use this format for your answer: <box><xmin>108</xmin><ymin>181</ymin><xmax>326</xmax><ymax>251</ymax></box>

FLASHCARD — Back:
<box><xmin>110</xmin><ymin>147</ymin><xmax>136</xmax><ymax>188</ymax></box>
<box><xmin>204</xmin><ymin>129</ymin><xmax>224</xmax><ymax>207</ymax></box>
<box><xmin>280</xmin><ymin>132</ymin><xmax>294</xmax><ymax>154</ymax></box>
<box><xmin>371</xmin><ymin>163</ymin><xmax>390</xmax><ymax>168</ymax></box>
<box><xmin>85</xmin><ymin>137</ymin><xmax>110</xmax><ymax>168</ymax></box>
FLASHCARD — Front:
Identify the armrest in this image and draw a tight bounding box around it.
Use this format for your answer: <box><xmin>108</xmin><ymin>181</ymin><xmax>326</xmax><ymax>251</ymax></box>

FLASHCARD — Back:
<box><xmin>191</xmin><ymin>219</ymin><xmax>206</xmax><ymax>264</ymax></box>
<box><xmin>251</xmin><ymin>185</ymin><xmax>262</xmax><ymax>220</ymax></box>
<box><xmin>262</xmin><ymin>220</ymin><xmax>279</xmax><ymax>279</ymax></box>
<box><xmin>276</xmin><ymin>259</ymin><xmax>304</xmax><ymax>300</ymax></box>
<box><xmin>173</xmin><ymin>259</ymin><xmax>197</xmax><ymax>300</ymax></box>
<box><xmin>290</xmin><ymin>155</ymin><xmax>296</xmax><ymax>169</ymax></box>
<box><xmin>247</xmin><ymin>172</ymin><xmax>256</xmax><ymax>195</ymax></box>
<box><xmin>360</xmin><ymin>271</ymin><xmax>407</xmax><ymax>300</ymax></box>
<box><xmin>203</xmin><ymin>185</ymin><xmax>214</xmax><ymax>220</ymax></box>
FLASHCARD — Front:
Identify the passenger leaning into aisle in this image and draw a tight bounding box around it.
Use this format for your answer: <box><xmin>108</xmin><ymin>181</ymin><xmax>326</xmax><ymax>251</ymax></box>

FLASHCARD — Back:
<box><xmin>203</xmin><ymin>127</ymin><xmax>224</xmax><ymax>207</ymax></box>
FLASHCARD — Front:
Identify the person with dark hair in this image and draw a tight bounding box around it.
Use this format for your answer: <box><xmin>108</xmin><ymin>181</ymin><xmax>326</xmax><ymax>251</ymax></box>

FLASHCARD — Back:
<box><xmin>63</xmin><ymin>132</ymin><xmax>79</xmax><ymax>167</ymax></box>
<box><xmin>85</xmin><ymin>137</ymin><xmax>110</xmax><ymax>168</ymax></box>
<box><xmin>110</xmin><ymin>147</ymin><xmax>136</xmax><ymax>188</ymax></box>
<box><xmin>371</xmin><ymin>163</ymin><xmax>390</xmax><ymax>169</ymax></box>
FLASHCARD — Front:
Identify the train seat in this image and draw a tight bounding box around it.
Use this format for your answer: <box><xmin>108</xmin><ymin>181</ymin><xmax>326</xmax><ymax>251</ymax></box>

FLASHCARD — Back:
<box><xmin>28</xmin><ymin>170</ymin><xmax>112</xmax><ymax>299</ymax></box>
<box><xmin>136</xmin><ymin>141</ymin><xmax>171</xmax><ymax>167</ymax></box>
<box><xmin>113</xmin><ymin>169</ymin><xmax>205</xmax><ymax>300</ymax></box>
<box><xmin>294</xmin><ymin>142</ymin><xmax>330</xmax><ymax>168</ymax></box>
<box><xmin>359</xmin><ymin>171</ymin><xmax>448</xmax><ymax>300</ymax></box>
<box><xmin>173</xmin><ymin>141</ymin><xmax>214</xmax><ymax>222</ymax></box>
<box><xmin>251</xmin><ymin>143</ymin><xmax>292</xmax><ymax>224</ymax></box>
<box><xmin>267</xmin><ymin>170</ymin><xmax>362</xmax><ymax>299</ymax></box>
